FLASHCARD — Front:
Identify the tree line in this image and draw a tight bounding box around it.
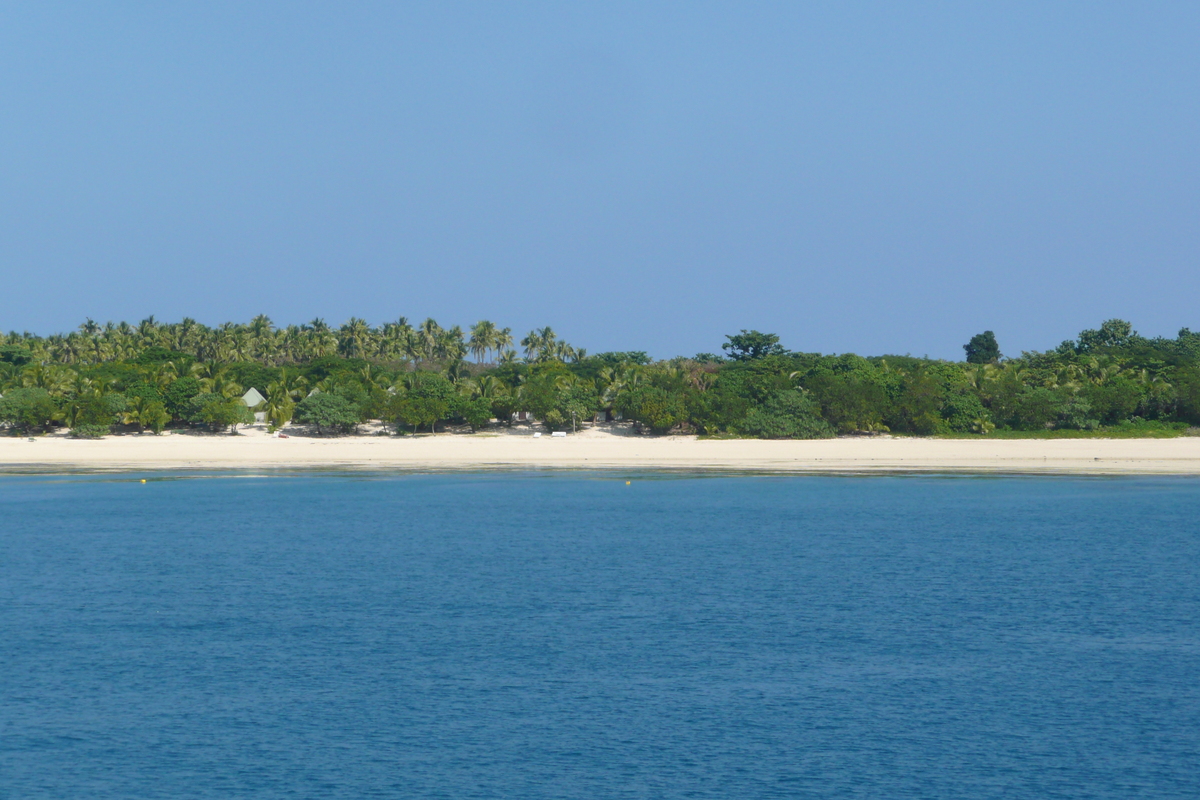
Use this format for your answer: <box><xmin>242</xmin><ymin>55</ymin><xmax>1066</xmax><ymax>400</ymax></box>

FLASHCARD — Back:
<box><xmin>2</xmin><ymin>316</ymin><xmax>1199</xmax><ymax>438</ymax></box>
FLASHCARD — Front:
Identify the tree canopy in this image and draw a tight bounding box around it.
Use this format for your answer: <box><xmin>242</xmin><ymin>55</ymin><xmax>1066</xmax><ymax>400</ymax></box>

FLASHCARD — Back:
<box><xmin>963</xmin><ymin>331</ymin><xmax>1000</xmax><ymax>364</ymax></box>
<box><xmin>721</xmin><ymin>330</ymin><xmax>786</xmax><ymax>361</ymax></box>
<box><xmin>3</xmin><ymin>316</ymin><xmax>1199</xmax><ymax>440</ymax></box>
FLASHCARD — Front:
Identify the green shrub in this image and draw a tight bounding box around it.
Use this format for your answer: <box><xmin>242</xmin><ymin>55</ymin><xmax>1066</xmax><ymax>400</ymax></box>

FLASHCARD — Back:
<box><xmin>387</xmin><ymin>372</ymin><xmax>455</xmax><ymax>433</ymax></box>
<box><xmin>163</xmin><ymin>377</ymin><xmax>202</xmax><ymax>419</ymax></box>
<box><xmin>885</xmin><ymin>373</ymin><xmax>945</xmax><ymax>434</ymax></box>
<box><xmin>1056</xmin><ymin>396</ymin><xmax>1099</xmax><ymax>430</ymax></box>
<box><xmin>294</xmin><ymin>393</ymin><xmax>359</xmax><ymax>435</ymax></box>
<box><xmin>201</xmin><ymin>397</ymin><xmax>254</xmax><ymax>433</ymax></box>
<box><xmin>183</xmin><ymin>393</ymin><xmax>253</xmax><ymax>432</ymax></box>
<box><xmin>617</xmin><ymin>386</ymin><xmax>686</xmax><ymax>434</ymax></box>
<box><xmin>0</xmin><ymin>388</ymin><xmax>58</xmax><ymax>433</ymax></box>
<box><xmin>490</xmin><ymin>393</ymin><xmax>519</xmax><ymax>426</ymax></box>
<box><xmin>71</xmin><ymin>393</ymin><xmax>126</xmax><ymax>430</ymax></box>
<box><xmin>451</xmin><ymin>395</ymin><xmax>493</xmax><ymax>432</ymax></box>
<box><xmin>738</xmin><ymin>391</ymin><xmax>834</xmax><ymax>439</ymax></box>
<box><xmin>0</xmin><ymin>344</ymin><xmax>34</xmax><ymax>366</ymax></box>
<box><xmin>1013</xmin><ymin>387</ymin><xmax>1064</xmax><ymax>430</ymax></box>
<box><xmin>124</xmin><ymin>381</ymin><xmax>163</xmax><ymax>404</ymax></box>
<box><xmin>133</xmin><ymin>346</ymin><xmax>192</xmax><ymax>366</ymax></box>
<box><xmin>1082</xmin><ymin>378</ymin><xmax>1142</xmax><ymax>425</ymax></box>
<box><xmin>69</xmin><ymin>424</ymin><xmax>108</xmax><ymax>439</ymax></box>
<box><xmin>183</xmin><ymin>393</ymin><xmax>223</xmax><ymax>425</ymax></box>
<box><xmin>942</xmin><ymin>392</ymin><xmax>991</xmax><ymax>433</ymax></box>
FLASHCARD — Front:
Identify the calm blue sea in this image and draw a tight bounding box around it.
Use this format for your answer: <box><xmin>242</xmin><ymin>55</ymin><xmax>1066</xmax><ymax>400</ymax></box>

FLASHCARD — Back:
<box><xmin>2</xmin><ymin>473</ymin><xmax>1199</xmax><ymax>799</ymax></box>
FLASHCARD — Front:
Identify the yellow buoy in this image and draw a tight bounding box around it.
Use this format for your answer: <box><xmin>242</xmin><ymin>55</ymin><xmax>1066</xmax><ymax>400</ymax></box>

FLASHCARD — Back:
<box><xmin>140</xmin><ymin>479</ymin><xmax>146</xmax><ymax>483</ymax></box>
<box><xmin>626</xmin><ymin>480</ymin><xmax>631</xmax><ymax>485</ymax></box>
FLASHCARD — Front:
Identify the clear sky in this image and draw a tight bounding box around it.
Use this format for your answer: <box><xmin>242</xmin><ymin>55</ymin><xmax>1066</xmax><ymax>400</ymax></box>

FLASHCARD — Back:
<box><xmin>2</xmin><ymin>3</ymin><xmax>1198</xmax><ymax>360</ymax></box>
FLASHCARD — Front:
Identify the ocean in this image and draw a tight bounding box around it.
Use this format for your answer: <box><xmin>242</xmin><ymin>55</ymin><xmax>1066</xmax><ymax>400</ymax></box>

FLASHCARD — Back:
<box><xmin>2</xmin><ymin>473</ymin><xmax>1198</xmax><ymax>798</ymax></box>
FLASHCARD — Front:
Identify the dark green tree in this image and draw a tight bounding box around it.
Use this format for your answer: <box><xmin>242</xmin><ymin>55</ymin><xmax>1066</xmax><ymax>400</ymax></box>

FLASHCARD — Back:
<box><xmin>0</xmin><ymin>388</ymin><xmax>58</xmax><ymax>433</ymax></box>
<box><xmin>201</xmin><ymin>397</ymin><xmax>255</xmax><ymax>433</ymax></box>
<box><xmin>73</xmin><ymin>393</ymin><xmax>127</xmax><ymax>432</ymax></box>
<box><xmin>450</xmin><ymin>395</ymin><xmax>493</xmax><ymax>432</ymax></box>
<box><xmin>616</xmin><ymin>385</ymin><xmax>687</xmax><ymax>434</ymax></box>
<box><xmin>963</xmin><ymin>331</ymin><xmax>1000</xmax><ymax>364</ymax></box>
<box><xmin>294</xmin><ymin>393</ymin><xmax>359</xmax><ymax>435</ymax></box>
<box><xmin>163</xmin><ymin>377</ymin><xmax>202</xmax><ymax>420</ymax></box>
<box><xmin>0</xmin><ymin>345</ymin><xmax>34</xmax><ymax>366</ymax></box>
<box><xmin>721</xmin><ymin>330</ymin><xmax>786</xmax><ymax>361</ymax></box>
<box><xmin>1077</xmin><ymin>319</ymin><xmax>1137</xmax><ymax>352</ymax></box>
<box><xmin>885</xmin><ymin>373</ymin><xmax>945</xmax><ymax>434</ymax></box>
<box><xmin>738</xmin><ymin>391</ymin><xmax>834</xmax><ymax>439</ymax></box>
<box><xmin>392</xmin><ymin>372</ymin><xmax>455</xmax><ymax>433</ymax></box>
<box><xmin>807</xmin><ymin>374</ymin><xmax>887</xmax><ymax>433</ymax></box>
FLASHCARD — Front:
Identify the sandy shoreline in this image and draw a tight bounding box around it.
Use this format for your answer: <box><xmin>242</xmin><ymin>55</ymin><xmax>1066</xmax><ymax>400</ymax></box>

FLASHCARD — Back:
<box><xmin>2</xmin><ymin>424</ymin><xmax>1200</xmax><ymax>475</ymax></box>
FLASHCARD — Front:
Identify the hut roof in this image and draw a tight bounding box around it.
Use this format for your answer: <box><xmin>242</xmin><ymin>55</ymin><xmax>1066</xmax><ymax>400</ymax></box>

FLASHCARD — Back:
<box><xmin>241</xmin><ymin>387</ymin><xmax>266</xmax><ymax>407</ymax></box>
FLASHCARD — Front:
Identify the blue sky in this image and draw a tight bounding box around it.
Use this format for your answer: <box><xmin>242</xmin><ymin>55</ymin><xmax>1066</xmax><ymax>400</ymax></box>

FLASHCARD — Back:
<box><xmin>2</xmin><ymin>3</ymin><xmax>1197</xmax><ymax>359</ymax></box>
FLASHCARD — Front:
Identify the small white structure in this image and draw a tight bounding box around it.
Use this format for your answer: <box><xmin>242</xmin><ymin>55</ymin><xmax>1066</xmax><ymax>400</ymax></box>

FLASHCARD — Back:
<box><xmin>241</xmin><ymin>387</ymin><xmax>267</xmax><ymax>423</ymax></box>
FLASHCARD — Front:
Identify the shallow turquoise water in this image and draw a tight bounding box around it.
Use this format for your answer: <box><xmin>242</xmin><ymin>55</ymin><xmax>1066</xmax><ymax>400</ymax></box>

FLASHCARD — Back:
<box><xmin>2</xmin><ymin>473</ymin><xmax>1199</xmax><ymax>798</ymax></box>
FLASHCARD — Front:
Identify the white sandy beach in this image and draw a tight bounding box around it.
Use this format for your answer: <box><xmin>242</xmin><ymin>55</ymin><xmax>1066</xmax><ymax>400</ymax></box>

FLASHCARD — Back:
<box><xmin>2</xmin><ymin>423</ymin><xmax>1199</xmax><ymax>474</ymax></box>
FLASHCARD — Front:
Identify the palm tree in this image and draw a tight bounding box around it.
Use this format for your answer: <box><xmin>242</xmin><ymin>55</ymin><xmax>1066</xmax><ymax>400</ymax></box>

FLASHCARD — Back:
<box><xmin>122</xmin><ymin>396</ymin><xmax>169</xmax><ymax>434</ymax></box>
<box><xmin>443</xmin><ymin>359</ymin><xmax>471</xmax><ymax>384</ymax></box>
<box><xmin>380</xmin><ymin>318</ymin><xmax>414</xmax><ymax>362</ymax></box>
<box><xmin>521</xmin><ymin>328</ymin><xmax>553</xmax><ymax>361</ymax></box>
<box><xmin>136</xmin><ymin>316</ymin><xmax>159</xmax><ymax>345</ymax></box>
<box><xmin>338</xmin><ymin>317</ymin><xmax>371</xmax><ymax>358</ymax></box>
<box><xmin>267</xmin><ymin>367</ymin><xmax>308</xmax><ymax>401</ymax></box>
<box><xmin>199</xmin><ymin>367</ymin><xmax>243</xmax><ymax>399</ymax></box>
<box><xmin>357</xmin><ymin>365</ymin><xmax>387</xmax><ymax>392</ymax></box>
<box><xmin>551</xmin><ymin>340</ymin><xmax>576</xmax><ymax>362</ymax></box>
<box><xmin>249</xmin><ymin>314</ymin><xmax>274</xmax><ymax>338</ymax></box>
<box><xmin>21</xmin><ymin>365</ymin><xmax>73</xmax><ymax>397</ymax></box>
<box><xmin>494</xmin><ymin>327</ymin><xmax>513</xmax><ymax>357</ymax></box>
<box><xmin>468</xmin><ymin>320</ymin><xmax>497</xmax><ymax>363</ymax></box>
<box><xmin>263</xmin><ymin>383</ymin><xmax>297</xmax><ymax>429</ymax></box>
<box><xmin>417</xmin><ymin>318</ymin><xmax>443</xmax><ymax>363</ymax></box>
<box><xmin>440</xmin><ymin>326</ymin><xmax>467</xmax><ymax>362</ymax></box>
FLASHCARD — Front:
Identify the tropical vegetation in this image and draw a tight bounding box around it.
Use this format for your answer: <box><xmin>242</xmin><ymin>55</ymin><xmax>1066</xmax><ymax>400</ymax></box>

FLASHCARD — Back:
<box><xmin>2</xmin><ymin>316</ymin><xmax>1199</xmax><ymax>439</ymax></box>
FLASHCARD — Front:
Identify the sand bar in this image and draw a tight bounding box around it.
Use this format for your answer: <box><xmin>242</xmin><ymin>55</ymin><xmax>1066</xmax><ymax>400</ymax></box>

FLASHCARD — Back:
<box><xmin>2</xmin><ymin>425</ymin><xmax>1200</xmax><ymax>475</ymax></box>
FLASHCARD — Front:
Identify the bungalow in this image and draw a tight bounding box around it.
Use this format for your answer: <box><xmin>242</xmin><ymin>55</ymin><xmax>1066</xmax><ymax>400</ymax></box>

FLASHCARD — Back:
<box><xmin>241</xmin><ymin>387</ymin><xmax>267</xmax><ymax>423</ymax></box>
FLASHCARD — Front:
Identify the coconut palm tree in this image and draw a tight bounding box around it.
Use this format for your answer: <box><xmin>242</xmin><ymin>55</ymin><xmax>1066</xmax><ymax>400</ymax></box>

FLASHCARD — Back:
<box><xmin>468</xmin><ymin>320</ymin><xmax>497</xmax><ymax>363</ymax></box>
<box><xmin>267</xmin><ymin>367</ymin><xmax>308</xmax><ymax>401</ymax></box>
<box><xmin>199</xmin><ymin>367</ymin><xmax>243</xmax><ymax>399</ymax></box>
<box><xmin>441</xmin><ymin>326</ymin><xmax>467</xmax><ymax>362</ymax></box>
<box><xmin>380</xmin><ymin>318</ymin><xmax>414</xmax><ymax>362</ymax></box>
<box><xmin>338</xmin><ymin>317</ymin><xmax>372</xmax><ymax>358</ymax></box>
<box><xmin>442</xmin><ymin>359</ymin><xmax>471</xmax><ymax>384</ymax></box>
<box><xmin>122</xmin><ymin>396</ymin><xmax>169</xmax><ymax>434</ymax></box>
<box><xmin>521</xmin><ymin>327</ymin><xmax>554</xmax><ymax>361</ymax></box>
<box><xmin>263</xmin><ymin>383</ymin><xmax>297</xmax><ymax>429</ymax></box>
<box><xmin>417</xmin><ymin>318</ymin><xmax>443</xmax><ymax>363</ymax></box>
<box><xmin>21</xmin><ymin>365</ymin><xmax>73</xmax><ymax>397</ymax></box>
<box><xmin>249</xmin><ymin>314</ymin><xmax>274</xmax><ymax>338</ymax></box>
<box><xmin>136</xmin><ymin>316</ymin><xmax>160</xmax><ymax>346</ymax></box>
<box><xmin>494</xmin><ymin>327</ymin><xmax>513</xmax><ymax>357</ymax></box>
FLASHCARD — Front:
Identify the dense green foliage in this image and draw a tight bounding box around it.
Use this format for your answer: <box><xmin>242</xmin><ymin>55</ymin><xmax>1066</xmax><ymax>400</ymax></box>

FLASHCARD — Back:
<box><xmin>3</xmin><ymin>315</ymin><xmax>1199</xmax><ymax>439</ymax></box>
<box><xmin>739</xmin><ymin>391</ymin><xmax>835</xmax><ymax>439</ymax></box>
<box><xmin>963</xmin><ymin>331</ymin><xmax>1000</xmax><ymax>364</ymax></box>
<box><xmin>0</xmin><ymin>388</ymin><xmax>58</xmax><ymax>433</ymax></box>
<box><xmin>294</xmin><ymin>393</ymin><xmax>360</xmax><ymax>435</ymax></box>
